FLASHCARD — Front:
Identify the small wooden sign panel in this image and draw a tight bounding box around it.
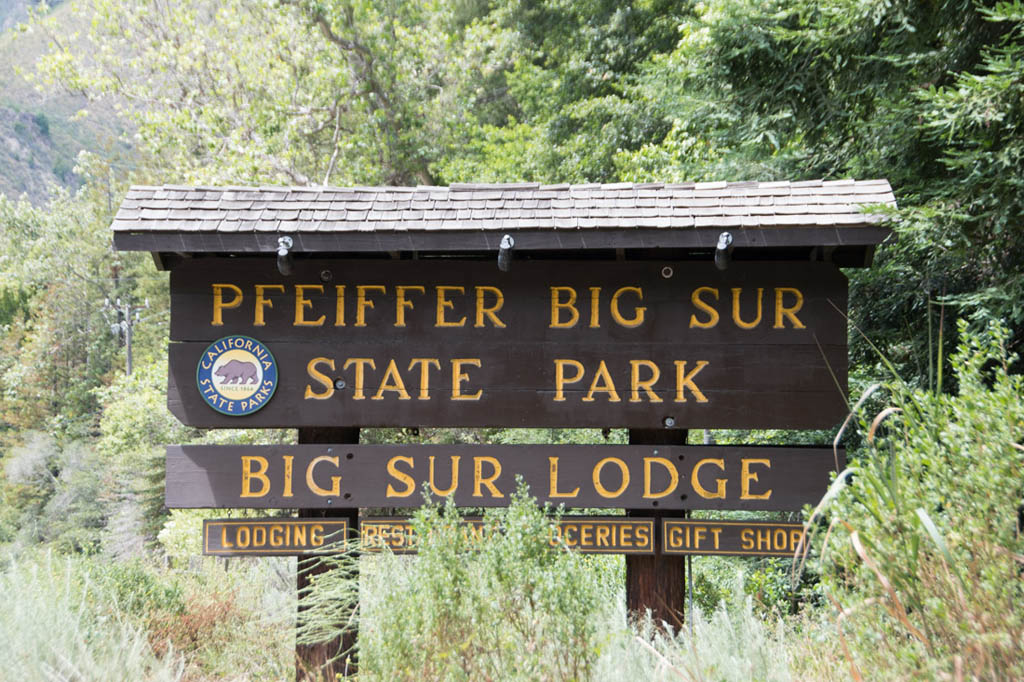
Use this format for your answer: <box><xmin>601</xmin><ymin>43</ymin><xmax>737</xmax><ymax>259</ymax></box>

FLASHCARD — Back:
<box><xmin>662</xmin><ymin>519</ymin><xmax>805</xmax><ymax>557</ymax></box>
<box><xmin>167</xmin><ymin>444</ymin><xmax>843</xmax><ymax>512</ymax></box>
<box><xmin>168</xmin><ymin>259</ymin><xmax>848</xmax><ymax>430</ymax></box>
<box><xmin>361</xmin><ymin>517</ymin><xmax>654</xmax><ymax>555</ymax></box>
<box><xmin>203</xmin><ymin>518</ymin><xmax>349</xmax><ymax>556</ymax></box>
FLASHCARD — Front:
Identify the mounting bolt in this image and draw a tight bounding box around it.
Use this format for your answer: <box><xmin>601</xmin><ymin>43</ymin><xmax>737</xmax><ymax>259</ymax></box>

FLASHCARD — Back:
<box><xmin>334</xmin><ymin>378</ymin><xmax>346</xmax><ymax>390</ymax></box>
<box><xmin>663</xmin><ymin>416</ymin><xmax>677</xmax><ymax>428</ymax></box>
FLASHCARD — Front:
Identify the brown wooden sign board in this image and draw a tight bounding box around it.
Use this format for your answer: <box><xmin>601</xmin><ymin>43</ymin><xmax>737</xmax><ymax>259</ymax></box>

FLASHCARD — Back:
<box><xmin>203</xmin><ymin>518</ymin><xmax>349</xmax><ymax>557</ymax></box>
<box><xmin>168</xmin><ymin>259</ymin><xmax>848</xmax><ymax>430</ymax></box>
<box><xmin>662</xmin><ymin>519</ymin><xmax>806</xmax><ymax>557</ymax></box>
<box><xmin>166</xmin><ymin>444</ymin><xmax>843</xmax><ymax>512</ymax></box>
<box><xmin>361</xmin><ymin>516</ymin><xmax>655</xmax><ymax>555</ymax></box>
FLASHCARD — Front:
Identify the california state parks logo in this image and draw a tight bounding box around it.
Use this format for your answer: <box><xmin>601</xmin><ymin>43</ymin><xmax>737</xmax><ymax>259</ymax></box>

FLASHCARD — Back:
<box><xmin>196</xmin><ymin>336</ymin><xmax>278</xmax><ymax>415</ymax></box>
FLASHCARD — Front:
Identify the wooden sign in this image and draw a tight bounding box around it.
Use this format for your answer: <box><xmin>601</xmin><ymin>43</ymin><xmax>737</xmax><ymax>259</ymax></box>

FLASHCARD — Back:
<box><xmin>662</xmin><ymin>519</ymin><xmax>805</xmax><ymax>557</ymax></box>
<box><xmin>168</xmin><ymin>259</ymin><xmax>848</xmax><ymax>430</ymax></box>
<box><xmin>167</xmin><ymin>444</ymin><xmax>843</xmax><ymax>512</ymax></box>
<box><xmin>361</xmin><ymin>516</ymin><xmax>655</xmax><ymax>554</ymax></box>
<box><xmin>203</xmin><ymin>518</ymin><xmax>348</xmax><ymax>556</ymax></box>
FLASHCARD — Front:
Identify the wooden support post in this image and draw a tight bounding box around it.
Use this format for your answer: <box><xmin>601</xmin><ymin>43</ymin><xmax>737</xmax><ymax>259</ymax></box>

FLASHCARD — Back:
<box><xmin>296</xmin><ymin>427</ymin><xmax>359</xmax><ymax>682</ymax></box>
<box><xmin>626</xmin><ymin>428</ymin><xmax>688</xmax><ymax>629</ymax></box>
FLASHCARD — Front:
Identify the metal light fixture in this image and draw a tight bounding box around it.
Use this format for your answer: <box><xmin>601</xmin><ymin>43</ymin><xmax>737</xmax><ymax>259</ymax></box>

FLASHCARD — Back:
<box><xmin>714</xmin><ymin>231</ymin><xmax>734</xmax><ymax>271</ymax></box>
<box><xmin>497</xmin><ymin>234</ymin><xmax>515</xmax><ymax>272</ymax></box>
<box><xmin>277</xmin><ymin>235</ymin><xmax>294</xmax><ymax>276</ymax></box>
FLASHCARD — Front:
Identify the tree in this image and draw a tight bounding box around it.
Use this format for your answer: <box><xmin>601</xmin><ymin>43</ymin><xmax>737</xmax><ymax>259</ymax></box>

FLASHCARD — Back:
<box><xmin>34</xmin><ymin>0</ymin><xmax>493</xmax><ymax>186</ymax></box>
<box><xmin>614</xmin><ymin>0</ymin><xmax>1024</xmax><ymax>379</ymax></box>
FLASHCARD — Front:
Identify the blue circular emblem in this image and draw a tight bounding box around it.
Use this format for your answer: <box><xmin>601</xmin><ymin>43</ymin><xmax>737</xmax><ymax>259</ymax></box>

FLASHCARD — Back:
<box><xmin>196</xmin><ymin>336</ymin><xmax>278</xmax><ymax>416</ymax></box>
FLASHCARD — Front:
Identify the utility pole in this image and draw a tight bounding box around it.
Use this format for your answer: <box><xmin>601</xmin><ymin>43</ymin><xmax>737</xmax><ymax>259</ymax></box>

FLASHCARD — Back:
<box><xmin>104</xmin><ymin>297</ymin><xmax>149</xmax><ymax>375</ymax></box>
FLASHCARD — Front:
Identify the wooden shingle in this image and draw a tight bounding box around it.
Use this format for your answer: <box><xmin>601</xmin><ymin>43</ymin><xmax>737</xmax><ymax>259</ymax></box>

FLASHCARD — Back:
<box><xmin>112</xmin><ymin>180</ymin><xmax>896</xmax><ymax>266</ymax></box>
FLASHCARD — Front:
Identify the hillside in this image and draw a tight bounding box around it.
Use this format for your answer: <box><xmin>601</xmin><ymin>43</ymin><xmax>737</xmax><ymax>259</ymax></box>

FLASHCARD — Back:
<box><xmin>0</xmin><ymin>0</ymin><xmax>124</xmax><ymax>204</ymax></box>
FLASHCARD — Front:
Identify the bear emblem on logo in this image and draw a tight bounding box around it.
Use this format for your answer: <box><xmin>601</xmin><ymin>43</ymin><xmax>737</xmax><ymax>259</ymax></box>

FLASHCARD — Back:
<box><xmin>196</xmin><ymin>336</ymin><xmax>278</xmax><ymax>416</ymax></box>
<box><xmin>215</xmin><ymin>359</ymin><xmax>259</xmax><ymax>385</ymax></box>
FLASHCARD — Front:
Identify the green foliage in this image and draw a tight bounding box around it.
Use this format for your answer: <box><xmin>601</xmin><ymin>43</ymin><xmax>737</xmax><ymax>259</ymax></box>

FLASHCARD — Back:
<box><xmin>437</xmin><ymin>0</ymin><xmax>687</xmax><ymax>184</ymax></box>
<box><xmin>818</xmin><ymin>321</ymin><xmax>1024</xmax><ymax>678</ymax></box>
<box><xmin>0</xmin><ymin>189</ymin><xmax>132</xmax><ymax>435</ymax></box>
<box><xmin>0</xmin><ymin>431</ymin><xmax>110</xmax><ymax>552</ymax></box>
<box><xmin>34</xmin><ymin>0</ymin><xmax>496</xmax><ymax>186</ymax></box>
<box><xmin>616</xmin><ymin>0</ymin><xmax>1024</xmax><ymax>377</ymax></box>
<box><xmin>299</xmin><ymin>485</ymin><xmax>615</xmax><ymax>680</ymax></box>
<box><xmin>95</xmin><ymin>557</ymin><xmax>186</xmax><ymax>619</ymax></box>
<box><xmin>608</xmin><ymin>596</ymin><xmax>795</xmax><ymax>682</ymax></box>
<box><xmin>0</xmin><ymin>551</ymin><xmax>185</xmax><ymax>680</ymax></box>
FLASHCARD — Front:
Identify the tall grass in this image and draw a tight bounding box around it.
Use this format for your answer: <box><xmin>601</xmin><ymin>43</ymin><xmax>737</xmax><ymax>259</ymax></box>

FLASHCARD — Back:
<box><xmin>592</xmin><ymin>589</ymin><xmax>796</xmax><ymax>682</ymax></box>
<box><xmin>812</xmin><ymin>321</ymin><xmax>1024</xmax><ymax>679</ymax></box>
<box><xmin>299</xmin><ymin>490</ymin><xmax>807</xmax><ymax>681</ymax></box>
<box><xmin>0</xmin><ymin>551</ymin><xmax>184</xmax><ymax>681</ymax></box>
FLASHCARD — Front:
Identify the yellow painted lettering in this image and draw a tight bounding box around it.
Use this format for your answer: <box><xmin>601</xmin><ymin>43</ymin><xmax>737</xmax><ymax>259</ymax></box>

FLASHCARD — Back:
<box><xmin>550</xmin><ymin>287</ymin><xmax>580</xmax><ymax>328</ymax></box>
<box><xmin>436</xmin><ymin>286</ymin><xmax>466</xmax><ymax>327</ymax></box>
<box><xmin>334</xmin><ymin>285</ymin><xmax>346</xmax><ymax>326</ymax></box>
<box><xmin>610</xmin><ymin>286</ymin><xmax>645</xmax><ymax>328</ymax></box>
<box><xmin>630</xmin><ymin>359</ymin><xmax>662</xmax><ymax>402</ymax></box>
<box><xmin>451</xmin><ymin>358</ymin><xmax>482</xmax><ymax>400</ymax></box>
<box><xmin>589</xmin><ymin>287</ymin><xmax>601</xmax><ymax>328</ymax></box>
<box><xmin>674</xmin><ymin>360</ymin><xmax>709</xmax><ymax>403</ymax></box>
<box><xmin>304</xmin><ymin>357</ymin><xmax>335</xmax><ymax>399</ymax></box>
<box><xmin>593</xmin><ymin>457</ymin><xmax>630</xmax><ymax>498</ymax></box>
<box><xmin>385</xmin><ymin>456</ymin><xmax>415</xmax><ymax>497</ymax></box>
<box><xmin>294</xmin><ymin>285</ymin><xmax>326</xmax><ymax>326</ymax></box>
<box><xmin>343</xmin><ymin>358</ymin><xmax>376</xmax><ymax>400</ymax></box>
<box><xmin>740</xmin><ymin>458</ymin><xmax>772</xmax><ymax>500</ymax></box>
<box><xmin>692</xmin><ymin>458</ymin><xmax>726</xmax><ymax>499</ymax></box>
<box><xmin>774</xmin><ymin>288</ymin><xmax>806</xmax><ymax>329</ymax></box>
<box><xmin>282</xmin><ymin>455</ymin><xmax>294</xmax><ymax>498</ymax></box>
<box><xmin>473</xmin><ymin>456</ymin><xmax>503</xmax><ymax>498</ymax></box>
<box><xmin>408</xmin><ymin>358</ymin><xmax>441</xmax><ymax>400</ymax></box>
<box><xmin>583</xmin><ymin>360</ymin><xmax>621</xmax><ymax>402</ymax></box>
<box><xmin>643</xmin><ymin>457</ymin><xmax>678</xmax><ymax>499</ymax></box>
<box><xmin>731</xmin><ymin>287</ymin><xmax>763</xmax><ymax>329</ymax></box>
<box><xmin>549</xmin><ymin>456</ymin><xmax>580</xmax><ymax>498</ymax></box>
<box><xmin>211</xmin><ymin>283</ymin><xmax>242</xmax><ymax>325</ymax></box>
<box><xmin>254</xmin><ymin>284</ymin><xmax>285</xmax><ymax>326</ymax></box>
<box><xmin>240</xmin><ymin>456</ymin><xmax>271</xmax><ymax>498</ymax></box>
<box><xmin>474</xmin><ymin>286</ymin><xmax>506</xmax><ymax>328</ymax></box>
<box><xmin>395</xmin><ymin>285</ymin><xmax>425</xmax><ymax>327</ymax></box>
<box><xmin>554</xmin><ymin>359</ymin><xmax>585</xmax><ymax>401</ymax></box>
<box><xmin>372</xmin><ymin>359</ymin><xmax>412</xmax><ymax>400</ymax></box>
<box><xmin>356</xmin><ymin>285</ymin><xmax>386</xmax><ymax>327</ymax></box>
<box><xmin>428</xmin><ymin>455</ymin><xmax>460</xmax><ymax>496</ymax></box>
<box><xmin>689</xmin><ymin>286</ymin><xmax>720</xmax><ymax>329</ymax></box>
<box><xmin>306</xmin><ymin>455</ymin><xmax>341</xmax><ymax>496</ymax></box>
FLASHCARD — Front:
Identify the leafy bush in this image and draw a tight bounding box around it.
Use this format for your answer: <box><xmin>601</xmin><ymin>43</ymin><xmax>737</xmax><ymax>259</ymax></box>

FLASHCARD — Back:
<box><xmin>0</xmin><ymin>551</ymin><xmax>185</xmax><ymax>681</ymax></box>
<box><xmin>299</xmin><ymin>485</ymin><xmax>616</xmax><ymax>681</ymax></box>
<box><xmin>818</xmin><ymin>321</ymin><xmax>1024</xmax><ymax>678</ymax></box>
<box><xmin>593</xmin><ymin>588</ymin><xmax>796</xmax><ymax>682</ymax></box>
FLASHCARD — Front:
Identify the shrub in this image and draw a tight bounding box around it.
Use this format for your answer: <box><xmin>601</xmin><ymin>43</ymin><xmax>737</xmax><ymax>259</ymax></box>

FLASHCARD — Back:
<box><xmin>593</xmin><ymin>587</ymin><xmax>796</xmax><ymax>682</ymax></box>
<box><xmin>0</xmin><ymin>551</ymin><xmax>184</xmax><ymax>681</ymax></box>
<box><xmin>817</xmin><ymin>321</ymin><xmax>1024</xmax><ymax>679</ymax></box>
<box><xmin>298</xmin><ymin>485</ymin><xmax>615</xmax><ymax>681</ymax></box>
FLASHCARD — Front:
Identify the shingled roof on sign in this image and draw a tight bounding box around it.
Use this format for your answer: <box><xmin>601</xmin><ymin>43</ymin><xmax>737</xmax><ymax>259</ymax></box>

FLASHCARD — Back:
<box><xmin>111</xmin><ymin>180</ymin><xmax>895</xmax><ymax>267</ymax></box>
